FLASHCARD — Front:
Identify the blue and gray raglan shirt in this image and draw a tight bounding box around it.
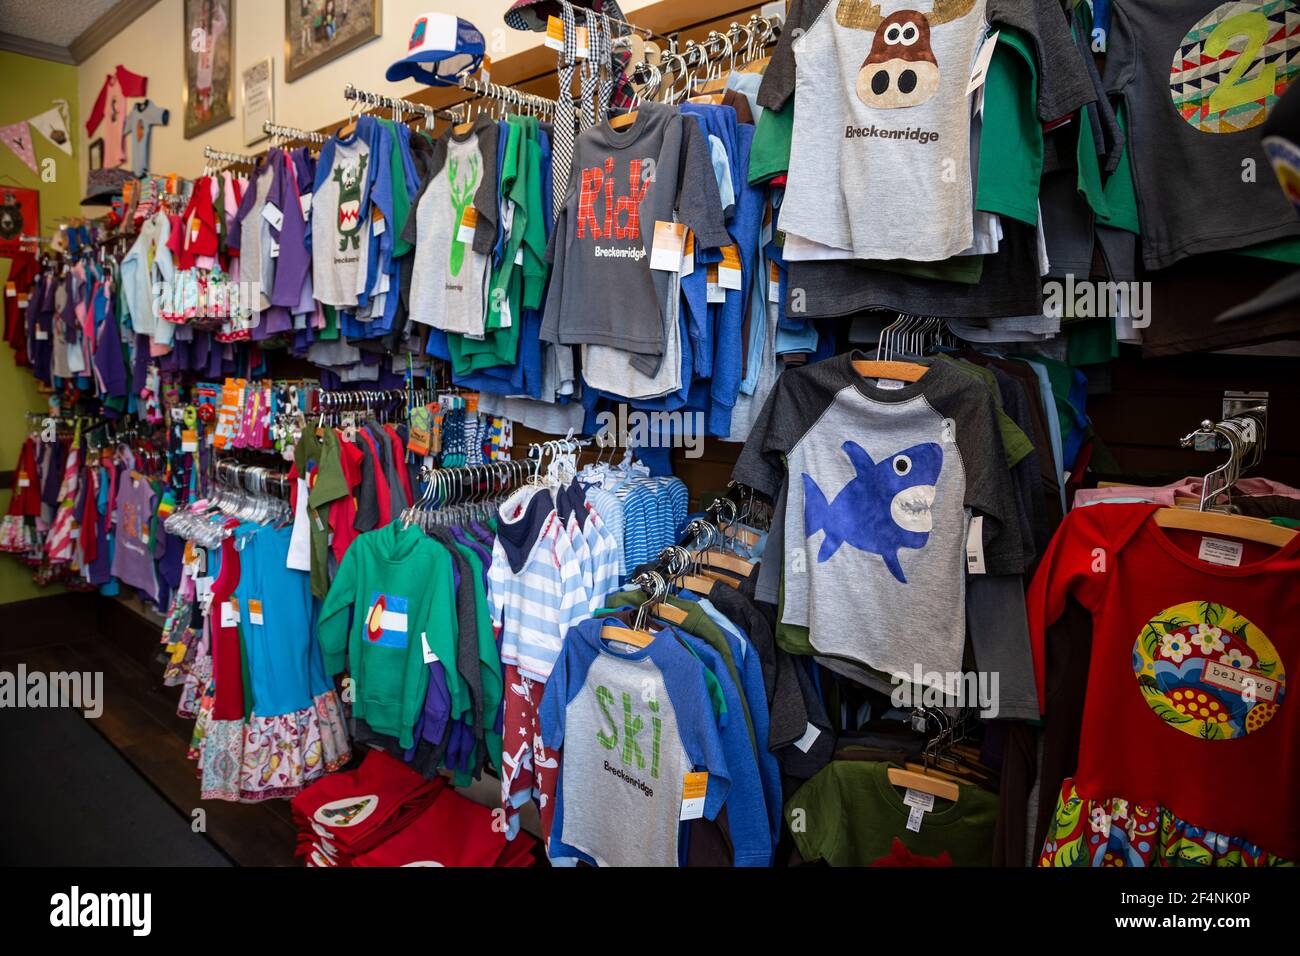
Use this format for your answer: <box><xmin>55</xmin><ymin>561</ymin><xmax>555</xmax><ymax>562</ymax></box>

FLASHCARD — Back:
<box><xmin>540</xmin><ymin>617</ymin><xmax>731</xmax><ymax>867</ymax></box>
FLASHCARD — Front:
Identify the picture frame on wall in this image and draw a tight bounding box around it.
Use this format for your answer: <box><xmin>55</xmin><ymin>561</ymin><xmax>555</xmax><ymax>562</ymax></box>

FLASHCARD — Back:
<box><xmin>88</xmin><ymin>139</ymin><xmax>104</xmax><ymax>171</ymax></box>
<box><xmin>241</xmin><ymin>58</ymin><xmax>275</xmax><ymax>146</ymax></box>
<box><xmin>285</xmin><ymin>0</ymin><xmax>382</xmax><ymax>83</ymax></box>
<box><xmin>183</xmin><ymin>0</ymin><xmax>235</xmax><ymax>139</ymax></box>
<box><xmin>0</xmin><ymin>186</ymin><xmax>41</xmax><ymax>257</ymax></box>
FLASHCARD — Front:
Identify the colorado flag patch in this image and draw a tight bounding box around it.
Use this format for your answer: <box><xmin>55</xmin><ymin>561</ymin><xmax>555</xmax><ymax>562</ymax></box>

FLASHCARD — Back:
<box><xmin>365</xmin><ymin>592</ymin><xmax>410</xmax><ymax>648</ymax></box>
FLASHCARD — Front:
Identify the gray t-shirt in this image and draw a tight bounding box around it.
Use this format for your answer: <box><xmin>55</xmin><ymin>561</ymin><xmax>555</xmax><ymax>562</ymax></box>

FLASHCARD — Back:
<box><xmin>311</xmin><ymin>136</ymin><xmax>372</xmax><ymax>308</ymax></box>
<box><xmin>1105</xmin><ymin>0</ymin><xmax>1300</xmax><ymax>268</ymax></box>
<box><xmin>733</xmin><ymin>353</ymin><xmax>1022</xmax><ymax>683</ymax></box>
<box><xmin>539</xmin><ymin>101</ymin><xmax>731</xmax><ymax>376</ymax></box>
<box><xmin>127</xmin><ymin>100</ymin><xmax>168</xmax><ymax>178</ymax></box>
<box><xmin>408</xmin><ymin>125</ymin><xmax>494</xmax><ymax>336</ymax></box>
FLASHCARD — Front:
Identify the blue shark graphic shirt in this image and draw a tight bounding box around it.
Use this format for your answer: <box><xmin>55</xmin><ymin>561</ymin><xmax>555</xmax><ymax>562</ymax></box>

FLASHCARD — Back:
<box><xmin>733</xmin><ymin>352</ymin><xmax>1022</xmax><ymax>682</ymax></box>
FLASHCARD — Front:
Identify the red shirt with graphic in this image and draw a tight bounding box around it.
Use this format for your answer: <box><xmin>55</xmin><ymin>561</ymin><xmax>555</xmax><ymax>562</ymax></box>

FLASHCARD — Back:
<box><xmin>1027</xmin><ymin>503</ymin><xmax>1300</xmax><ymax>860</ymax></box>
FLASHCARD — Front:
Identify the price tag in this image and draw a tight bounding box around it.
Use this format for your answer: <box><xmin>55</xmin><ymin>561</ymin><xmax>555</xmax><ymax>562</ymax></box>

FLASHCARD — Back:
<box><xmin>966</xmin><ymin>30</ymin><xmax>1000</xmax><ymax>95</ymax></box>
<box><xmin>17</xmin><ymin>295</ymin><xmax>28</xmax><ymax>309</ymax></box>
<box><xmin>34</xmin><ymin>327</ymin><xmax>49</xmax><ymax>341</ymax></box>
<box><xmin>221</xmin><ymin>598</ymin><xmax>240</xmax><ymax>628</ymax></box>
<box><xmin>650</xmin><ymin>221</ymin><xmax>686</xmax><ymax>272</ymax></box>
<box><xmin>681</xmin><ymin>229</ymin><xmax>695</xmax><ymax>275</ymax></box>
<box><xmin>718</xmin><ymin>244</ymin><xmax>742</xmax><ymax>289</ymax></box>
<box><xmin>261</xmin><ymin>202</ymin><xmax>284</xmax><ymax>230</ymax></box>
<box><xmin>269</xmin><ymin>238</ymin><xmax>280</xmax><ymax>258</ymax></box>
<box><xmin>456</xmin><ymin>206</ymin><xmax>478</xmax><ymax>244</ymax></box>
<box><xmin>299</xmin><ymin>192</ymin><xmax>313</xmax><ymax>218</ymax></box>
<box><xmin>792</xmin><ymin>722</ymin><xmax>821</xmax><ymax>754</ymax></box>
<box><xmin>182</xmin><ymin>429</ymin><xmax>198</xmax><ymax>452</ymax></box>
<box><xmin>421</xmin><ymin>631</ymin><xmax>440</xmax><ymax>664</ymax></box>
<box><xmin>706</xmin><ymin>265</ymin><xmax>725</xmax><ymax>303</ymax></box>
<box><xmin>680</xmin><ymin>771</ymin><xmax>708</xmax><ymax>820</ymax></box>
<box><xmin>575</xmin><ymin>25</ymin><xmax>590</xmax><ymax>59</ymax></box>
<box><xmin>371</xmin><ymin>205</ymin><xmax>386</xmax><ymax>236</ymax></box>
<box><xmin>545</xmin><ymin>15</ymin><xmax>565</xmax><ymax>50</ymax></box>
<box><xmin>965</xmin><ymin>515</ymin><xmax>986</xmax><ymax>574</ymax></box>
<box><xmin>248</xmin><ymin>599</ymin><xmax>264</xmax><ymax>625</ymax></box>
<box><xmin>768</xmin><ymin>260</ymin><xmax>781</xmax><ymax>303</ymax></box>
<box><xmin>4</xmin><ymin>282</ymin><xmax>15</xmax><ymax>298</ymax></box>
<box><xmin>514</xmin><ymin>245</ymin><xmax>524</xmax><ymax>266</ymax></box>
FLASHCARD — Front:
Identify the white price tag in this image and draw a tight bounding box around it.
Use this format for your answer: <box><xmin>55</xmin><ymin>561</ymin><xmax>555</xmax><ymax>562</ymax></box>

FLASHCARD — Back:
<box><xmin>967</xmin><ymin>30</ymin><xmax>1000</xmax><ymax>95</ymax></box>
<box><xmin>299</xmin><ymin>192</ymin><xmax>313</xmax><ymax>218</ymax></box>
<box><xmin>220</xmin><ymin>599</ymin><xmax>240</xmax><ymax>628</ymax></box>
<box><xmin>965</xmin><ymin>515</ymin><xmax>986</xmax><ymax>574</ymax></box>
<box><xmin>269</xmin><ymin>238</ymin><xmax>280</xmax><ymax>258</ymax></box>
<box><xmin>248</xmin><ymin>599</ymin><xmax>265</xmax><ymax>625</ymax></box>
<box><xmin>34</xmin><ymin>327</ymin><xmax>49</xmax><ymax>341</ymax></box>
<box><xmin>261</xmin><ymin>202</ymin><xmax>284</xmax><ymax>230</ymax></box>
<box><xmin>456</xmin><ymin>206</ymin><xmax>478</xmax><ymax>244</ymax></box>
<box><xmin>421</xmin><ymin>631</ymin><xmax>440</xmax><ymax>665</ymax></box>
<box><xmin>792</xmin><ymin>722</ymin><xmax>821</xmax><ymax>754</ymax></box>
<box><xmin>650</xmin><ymin>221</ymin><xmax>686</xmax><ymax>273</ymax></box>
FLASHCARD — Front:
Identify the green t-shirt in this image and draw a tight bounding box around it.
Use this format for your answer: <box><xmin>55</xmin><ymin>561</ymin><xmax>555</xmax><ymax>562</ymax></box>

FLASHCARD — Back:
<box><xmin>295</xmin><ymin>427</ymin><xmax>349</xmax><ymax>598</ymax></box>
<box><xmin>748</xmin><ymin>97</ymin><xmax>793</xmax><ymax>184</ymax></box>
<box><xmin>975</xmin><ymin>28</ymin><xmax>1041</xmax><ymax>226</ymax></box>
<box><xmin>787</xmin><ymin>760</ymin><xmax>998</xmax><ymax>866</ymax></box>
<box><xmin>1096</xmin><ymin>101</ymin><xmax>1140</xmax><ymax>234</ymax></box>
<box><xmin>449</xmin><ymin>541</ymin><xmax>503</xmax><ymax>784</ymax></box>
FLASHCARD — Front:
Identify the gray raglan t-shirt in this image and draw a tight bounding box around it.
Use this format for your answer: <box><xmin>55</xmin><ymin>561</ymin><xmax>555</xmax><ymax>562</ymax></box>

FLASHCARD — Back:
<box><xmin>311</xmin><ymin>135</ymin><xmax>373</xmax><ymax>308</ymax></box>
<box><xmin>539</xmin><ymin>101</ymin><xmax>731</xmax><ymax>376</ymax></box>
<box><xmin>1104</xmin><ymin>0</ymin><xmax>1300</xmax><ymax>268</ymax></box>
<box><xmin>733</xmin><ymin>353</ymin><xmax>1022</xmax><ymax>684</ymax></box>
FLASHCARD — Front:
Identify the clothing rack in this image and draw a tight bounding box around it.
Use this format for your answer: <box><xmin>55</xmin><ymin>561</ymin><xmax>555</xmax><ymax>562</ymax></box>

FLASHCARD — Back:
<box><xmin>213</xmin><ymin>457</ymin><xmax>293</xmax><ymax>500</ymax></box>
<box><xmin>456</xmin><ymin>74</ymin><xmax>557</xmax><ymax>116</ymax></box>
<box><xmin>556</xmin><ymin>0</ymin><xmax>665</xmax><ymax>41</ymax></box>
<box><xmin>262</xmin><ymin>120</ymin><xmax>327</xmax><ymax>146</ymax></box>
<box><xmin>202</xmin><ymin>146</ymin><xmax>258</xmax><ymax>169</ymax></box>
<box><xmin>1180</xmin><ymin>407</ymin><xmax>1269</xmax><ymax>513</ymax></box>
<box><xmin>317</xmin><ymin>387</ymin><xmax>408</xmax><ymax>415</ymax></box>
<box><xmin>342</xmin><ymin>83</ymin><xmax>464</xmax><ymax>125</ymax></box>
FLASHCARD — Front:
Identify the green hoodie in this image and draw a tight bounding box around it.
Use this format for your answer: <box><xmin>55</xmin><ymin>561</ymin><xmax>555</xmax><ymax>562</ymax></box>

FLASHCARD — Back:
<box><xmin>317</xmin><ymin>522</ymin><xmax>457</xmax><ymax>749</ymax></box>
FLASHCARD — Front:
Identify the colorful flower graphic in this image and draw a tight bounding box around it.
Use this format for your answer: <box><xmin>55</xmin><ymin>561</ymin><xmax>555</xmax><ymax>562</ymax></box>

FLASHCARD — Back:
<box><xmin>1132</xmin><ymin>602</ymin><xmax>1285</xmax><ymax>741</ymax></box>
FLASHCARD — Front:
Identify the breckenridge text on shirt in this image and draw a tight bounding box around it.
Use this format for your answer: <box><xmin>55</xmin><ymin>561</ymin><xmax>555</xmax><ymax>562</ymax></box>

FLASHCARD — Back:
<box><xmin>844</xmin><ymin>124</ymin><xmax>941</xmax><ymax>145</ymax></box>
<box><xmin>593</xmin><ymin>245</ymin><xmax>647</xmax><ymax>261</ymax></box>
<box><xmin>604</xmin><ymin>759</ymin><xmax>654</xmax><ymax>798</ymax></box>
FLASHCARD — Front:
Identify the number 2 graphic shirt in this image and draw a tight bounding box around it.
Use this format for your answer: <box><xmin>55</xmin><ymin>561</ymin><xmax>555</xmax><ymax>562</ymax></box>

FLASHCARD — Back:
<box><xmin>1106</xmin><ymin>0</ymin><xmax>1300</xmax><ymax>267</ymax></box>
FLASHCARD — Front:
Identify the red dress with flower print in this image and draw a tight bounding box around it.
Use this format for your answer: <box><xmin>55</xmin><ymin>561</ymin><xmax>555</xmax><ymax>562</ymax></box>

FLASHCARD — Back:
<box><xmin>1027</xmin><ymin>503</ymin><xmax>1300</xmax><ymax>860</ymax></box>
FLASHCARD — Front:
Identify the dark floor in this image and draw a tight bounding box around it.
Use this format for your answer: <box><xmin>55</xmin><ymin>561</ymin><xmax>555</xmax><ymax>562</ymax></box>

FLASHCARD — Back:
<box><xmin>0</xmin><ymin>593</ymin><xmax>299</xmax><ymax>866</ymax></box>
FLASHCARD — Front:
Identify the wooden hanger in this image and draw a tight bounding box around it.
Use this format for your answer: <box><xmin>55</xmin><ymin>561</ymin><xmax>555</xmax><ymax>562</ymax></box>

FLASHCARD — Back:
<box><xmin>676</xmin><ymin>572</ymin><xmax>718</xmax><ymax>594</ymax></box>
<box><xmin>650</xmin><ymin>600</ymin><xmax>689</xmax><ymax>625</ymax></box>
<box><xmin>608</xmin><ymin>110</ymin><xmax>638</xmax><ymax>130</ymax></box>
<box><xmin>699</xmin><ymin>548</ymin><xmax>753</xmax><ymax>578</ymax></box>
<box><xmin>887</xmin><ymin>765</ymin><xmax>959</xmax><ymax>803</ymax></box>
<box><xmin>601</xmin><ymin>620</ymin><xmax>656</xmax><ymax>648</ymax></box>
<box><xmin>1153</xmin><ymin>508</ymin><xmax>1296</xmax><ymax>547</ymax></box>
<box><xmin>851</xmin><ymin>358</ymin><xmax>928</xmax><ymax>383</ymax></box>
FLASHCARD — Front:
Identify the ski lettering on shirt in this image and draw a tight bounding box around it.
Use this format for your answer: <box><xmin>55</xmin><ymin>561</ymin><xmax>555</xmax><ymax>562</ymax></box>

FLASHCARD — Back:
<box><xmin>575</xmin><ymin>158</ymin><xmax>651</xmax><ymax>241</ymax></box>
<box><xmin>594</xmin><ymin>684</ymin><xmax>663</xmax><ymax>779</ymax></box>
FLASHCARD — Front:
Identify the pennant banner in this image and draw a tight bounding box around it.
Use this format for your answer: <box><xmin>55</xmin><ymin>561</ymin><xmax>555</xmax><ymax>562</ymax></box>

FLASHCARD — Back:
<box><xmin>28</xmin><ymin>100</ymin><xmax>72</xmax><ymax>155</ymax></box>
<box><xmin>0</xmin><ymin>122</ymin><xmax>37</xmax><ymax>174</ymax></box>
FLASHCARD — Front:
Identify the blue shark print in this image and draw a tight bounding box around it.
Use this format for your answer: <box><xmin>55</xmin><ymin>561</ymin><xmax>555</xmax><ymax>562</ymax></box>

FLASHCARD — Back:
<box><xmin>802</xmin><ymin>441</ymin><xmax>944</xmax><ymax>583</ymax></box>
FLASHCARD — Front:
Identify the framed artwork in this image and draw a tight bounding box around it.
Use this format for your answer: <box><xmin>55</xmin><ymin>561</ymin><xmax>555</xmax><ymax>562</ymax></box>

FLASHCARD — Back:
<box><xmin>183</xmin><ymin>0</ymin><xmax>235</xmax><ymax>139</ymax></box>
<box><xmin>88</xmin><ymin>139</ymin><xmax>104</xmax><ymax>171</ymax></box>
<box><xmin>241</xmin><ymin>58</ymin><xmax>274</xmax><ymax>146</ymax></box>
<box><xmin>285</xmin><ymin>0</ymin><xmax>382</xmax><ymax>83</ymax></box>
<box><xmin>0</xmin><ymin>186</ymin><xmax>40</xmax><ymax>256</ymax></box>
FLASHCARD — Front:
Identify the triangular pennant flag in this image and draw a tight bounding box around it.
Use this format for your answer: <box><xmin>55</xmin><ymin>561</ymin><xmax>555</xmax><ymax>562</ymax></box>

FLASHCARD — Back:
<box><xmin>0</xmin><ymin>122</ymin><xmax>37</xmax><ymax>174</ymax></box>
<box><xmin>28</xmin><ymin>100</ymin><xmax>72</xmax><ymax>156</ymax></box>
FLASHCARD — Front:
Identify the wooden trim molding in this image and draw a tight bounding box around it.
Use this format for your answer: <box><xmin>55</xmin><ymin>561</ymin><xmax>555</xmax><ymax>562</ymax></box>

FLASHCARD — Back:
<box><xmin>0</xmin><ymin>31</ymin><xmax>76</xmax><ymax>65</ymax></box>
<box><xmin>68</xmin><ymin>0</ymin><xmax>165</xmax><ymax>64</ymax></box>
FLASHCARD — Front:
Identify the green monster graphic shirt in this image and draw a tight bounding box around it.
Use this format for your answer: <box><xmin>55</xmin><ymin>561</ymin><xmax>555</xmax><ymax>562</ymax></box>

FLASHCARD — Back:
<box><xmin>406</xmin><ymin>116</ymin><xmax>500</xmax><ymax>336</ymax></box>
<box><xmin>733</xmin><ymin>353</ymin><xmax>1022</xmax><ymax>684</ymax></box>
<box><xmin>1028</xmin><ymin>502</ymin><xmax>1300</xmax><ymax>861</ymax></box>
<box><xmin>760</xmin><ymin>0</ymin><xmax>1092</xmax><ymax>261</ymax></box>
<box><xmin>312</xmin><ymin>134</ymin><xmax>373</xmax><ymax>308</ymax></box>
<box><xmin>1105</xmin><ymin>0</ymin><xmax>1300</xmax><ymax>268</ymax></box>
<box><xmin>540</xmin><ymin>618</ymin><xmax>731</xmax><ymax>867</ymax></box>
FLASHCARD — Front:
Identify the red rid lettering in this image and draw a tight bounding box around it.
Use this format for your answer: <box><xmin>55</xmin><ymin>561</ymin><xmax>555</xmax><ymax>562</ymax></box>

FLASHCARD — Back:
<box><xmin>576</xmin><ymin>165</ymin><xmax>604</xmax><ymax>238</ymax></box>
<box><xmin>614</xmin><ymin>159</ymin><xmax>649</xmax><ymax>240</ymax></box>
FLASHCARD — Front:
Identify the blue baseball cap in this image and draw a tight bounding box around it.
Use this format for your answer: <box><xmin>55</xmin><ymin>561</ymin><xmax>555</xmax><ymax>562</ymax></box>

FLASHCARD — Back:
<box><xmin>386</xmin><ymin>13</ymin><xmax>485</xmax><ymax>86</ymax></box>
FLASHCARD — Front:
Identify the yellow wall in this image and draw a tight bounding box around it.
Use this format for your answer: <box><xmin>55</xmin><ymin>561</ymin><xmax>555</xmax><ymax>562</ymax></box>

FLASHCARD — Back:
<box><xmin>77</xmin><ymin>0</ymin><xmax>654</xmax><ymax>183</ymax></box>
<box><xmin>0</xmin><ymin>51</ymin><xmax>82</xmax><ymax>603</ymax></box>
